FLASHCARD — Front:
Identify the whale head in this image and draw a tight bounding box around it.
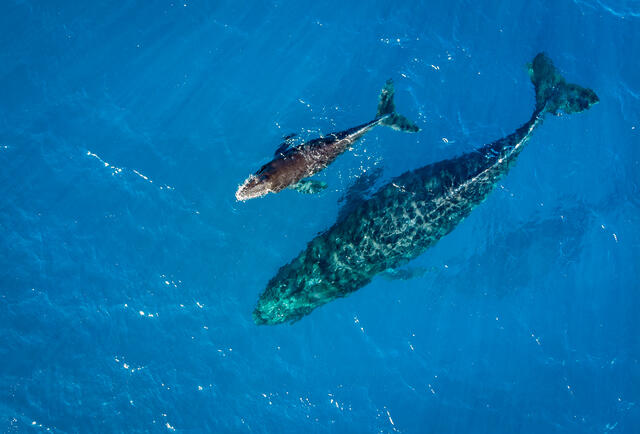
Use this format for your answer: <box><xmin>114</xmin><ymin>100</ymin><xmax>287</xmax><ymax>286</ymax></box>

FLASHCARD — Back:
<box><xmin>236</xmin><ymin>159</ymin><xmax>285</xmax><ymax>201</ymax></box>
<box><xmin>236</xmin><ymin>157</ymin><xmax>302</xmax><ymax>201</ymax></box>
<box><xmin>253</xmin><ymin>277</ymin><xmax>311</xmax><ymax>325</ymax></box>
<box><xmin>235</xmin><ymin>173</ymin><xmax>273</xmax><ymax>201</ymax></box>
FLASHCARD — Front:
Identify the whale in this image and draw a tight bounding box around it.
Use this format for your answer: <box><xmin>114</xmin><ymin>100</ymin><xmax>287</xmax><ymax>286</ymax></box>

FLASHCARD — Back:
<box><xmin>235</xmin><ymin>80</ymin><xmax>419</xmax><ymax>201</ymax></box>
<box><xmin>253</xmin><ymin>53</ymin><xmax>598</xmax><ymax>325</ymax></box>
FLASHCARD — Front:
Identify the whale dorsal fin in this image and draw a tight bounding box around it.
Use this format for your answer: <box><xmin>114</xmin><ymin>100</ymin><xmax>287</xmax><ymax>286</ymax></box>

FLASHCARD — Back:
<box><xmin>274</xmin><ymin>133</ymin><xmax>298</xmax><ymax>156</ymax></box>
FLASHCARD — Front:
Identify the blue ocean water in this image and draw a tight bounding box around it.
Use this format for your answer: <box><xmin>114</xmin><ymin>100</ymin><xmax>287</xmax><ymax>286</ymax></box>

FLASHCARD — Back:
<box><xmin>1</xmin><ymin>0</ymin><xmax>639</xmax><ymax>432</ymax></box>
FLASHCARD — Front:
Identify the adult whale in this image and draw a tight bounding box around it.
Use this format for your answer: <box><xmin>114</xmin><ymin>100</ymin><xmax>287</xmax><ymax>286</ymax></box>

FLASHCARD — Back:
<box><xmin>253</xmin><ymin>53</ymin><xmax>598</xmax><ymax>325</ymax></box>
<box><xmin>235</xmin><ymin>80</ymin><xmax>419</xmax><ymax>201</ymax></box>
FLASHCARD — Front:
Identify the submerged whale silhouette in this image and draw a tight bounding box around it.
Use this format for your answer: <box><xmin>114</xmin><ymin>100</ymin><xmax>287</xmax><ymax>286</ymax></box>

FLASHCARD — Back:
<box><xmin>235</xmin><ymin>80</ymin><xmax>419</xmax><ymax>201</ymax></box>
<box><xmin>253</xmin><ymin>53</ymin><xmax>598</xmax><ymax>325</ymax></box>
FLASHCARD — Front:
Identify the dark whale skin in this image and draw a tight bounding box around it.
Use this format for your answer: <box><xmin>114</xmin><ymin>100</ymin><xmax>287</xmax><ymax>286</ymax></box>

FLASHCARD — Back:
<box><xmin>253</xmin><ymin>53</ymin><xmax>599</xmax><ymax>325</ymax></box>
<box><xmin>236</xmin><ymin>120</ymin><xmax>380</xmax><ymax>200</ymax></box>
<box><xmin>236</xmin><ymin>80</ymin><xmax>420</xmax><ymax>201</ymax></box>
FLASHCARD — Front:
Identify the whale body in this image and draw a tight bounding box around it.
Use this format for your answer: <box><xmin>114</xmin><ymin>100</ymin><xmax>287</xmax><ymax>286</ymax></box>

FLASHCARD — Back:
<box><xmin>235</xmin><ymin>80</ymin><xmax>419</xmax><ymax>201</ymax></box>
<box><xmin>253</xmin><ymin>53</ymin><xmax>598</xmax><ymax>325</ymax></box>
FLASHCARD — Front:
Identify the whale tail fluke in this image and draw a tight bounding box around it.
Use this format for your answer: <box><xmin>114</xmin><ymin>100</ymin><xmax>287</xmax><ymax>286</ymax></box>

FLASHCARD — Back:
<box><xmin>376</xmin><ymin>79</ymin><xmax>420</xmax><ymax>132</ymax></box>
<box><xmin>528</xmin><ymin>53</ymin><xmax>599</xmax><ymax>115</ymax></box>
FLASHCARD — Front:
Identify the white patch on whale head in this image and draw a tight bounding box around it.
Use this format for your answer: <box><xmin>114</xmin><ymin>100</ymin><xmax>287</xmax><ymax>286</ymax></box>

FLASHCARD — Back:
<box><xmin>235</xmin><ymin>174</ymin><xmax>272</xmax><ymax>201</ymax></box>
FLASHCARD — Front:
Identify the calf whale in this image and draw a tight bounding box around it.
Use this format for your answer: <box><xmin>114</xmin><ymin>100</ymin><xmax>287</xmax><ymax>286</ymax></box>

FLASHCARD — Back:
<box><xmin>253</xmin><ymin>53</ymin><xmax>598</xmax><ymax>325</ymax></box>
<box><xmin>235</xmin><ymin>80</ymin><xmax>419</xmax><ymax>201</ymax></box>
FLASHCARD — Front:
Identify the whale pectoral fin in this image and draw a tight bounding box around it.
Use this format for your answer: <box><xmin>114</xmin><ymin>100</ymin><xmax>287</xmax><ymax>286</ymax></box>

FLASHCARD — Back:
<box><xmin>381</xmin><ymin>266</ymin><xmax>433</xmax><ymax>281</ymax></box>
<box><xmin>290</xmin><ymin>179</ymin><xmax>327</xmax><ymax>194</ymax></box>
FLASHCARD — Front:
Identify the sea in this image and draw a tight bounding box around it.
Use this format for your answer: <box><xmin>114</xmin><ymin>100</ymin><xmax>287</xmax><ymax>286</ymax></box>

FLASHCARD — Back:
<box><xmin>1</xmin><ymin>0</ymin><xmax>639</xmax><ymax>432</ymax></box>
